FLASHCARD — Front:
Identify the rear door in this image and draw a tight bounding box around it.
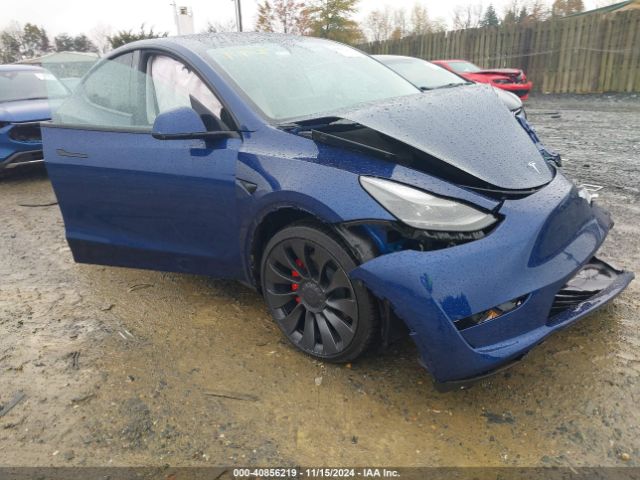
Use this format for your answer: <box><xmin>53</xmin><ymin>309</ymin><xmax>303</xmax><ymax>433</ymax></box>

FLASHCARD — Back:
<box><xmin>43</xmin><ymin>49</ymin><xmax>243</xmax><ymax>278</ymax></box>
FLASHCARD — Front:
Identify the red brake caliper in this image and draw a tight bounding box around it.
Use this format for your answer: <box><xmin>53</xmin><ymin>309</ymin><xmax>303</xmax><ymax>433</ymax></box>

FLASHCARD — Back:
<box><xmin>292</xmin><ymin>259</ymin><xmax>304</xmax><ymax>303</ymax></box>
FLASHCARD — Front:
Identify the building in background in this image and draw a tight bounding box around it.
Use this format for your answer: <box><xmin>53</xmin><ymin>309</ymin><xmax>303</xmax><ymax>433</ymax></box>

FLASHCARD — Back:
<box><xmin>172</xmin><ymin>4</ymin><xmax>195</xmax><ymax>35</ymax></box>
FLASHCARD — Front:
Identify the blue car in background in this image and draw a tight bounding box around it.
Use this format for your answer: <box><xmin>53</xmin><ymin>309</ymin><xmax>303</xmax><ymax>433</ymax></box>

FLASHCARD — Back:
<box><xmin>42</xmin><ymin>34</ymin><xmax>633</xmax><ymax>389</ymax></box>
<box><xmin>0</xmin><ymin>65</ymin><xmax>69</xmax><ymax>172</ymax></box>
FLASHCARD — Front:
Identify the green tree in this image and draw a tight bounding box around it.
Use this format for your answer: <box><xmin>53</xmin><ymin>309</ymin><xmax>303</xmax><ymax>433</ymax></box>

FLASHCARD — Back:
<box><xmin>306</xmin><ymin>0</ymin><xmax>363</xmax><ymax>44</ymax></box>
<box><xmin>56</xmin><ymin>33</ymin><xmax>99</xmax><ymax>52</ymax></box>
<box><xmin>107</xmin><ymin>24</ymin><xmax>168</xmax><ymax>49</ymax></box>
<box><xmin>480</xmin><ymin>4</ymin><xmax>500</xmax><ymax>27</ymax></box>
<box><xmin>72</xmin><ymin>34</ymin><xmax>98</xmax><ymax>52</ymax></box>
<box><xmin>0</xmin><ymin>23</ymin><xmax>50</xmax><ymax>61</ymax></box>
<box><xmin>255</xmin><ymin>1</ymin><xmax>276</xmax><ymax>32</ymax></box>
<box><xmin>54</xmin><ymin>33</ymin><xmax>75</xmax><ymax>51</ymax></box>
<box><xmin>518</xmin><ymin>6</ymin><xmax>530</xmax><ymax>22</ymax></box>
<box><xmin>255</xmin><ymin>0</ymin><xmax>311</xmax><ymax>34</ymax></box>
<box><xmin>21</xmin><ymin>23</ymin><xmax>50</xmax><ymax>57</ymax></box>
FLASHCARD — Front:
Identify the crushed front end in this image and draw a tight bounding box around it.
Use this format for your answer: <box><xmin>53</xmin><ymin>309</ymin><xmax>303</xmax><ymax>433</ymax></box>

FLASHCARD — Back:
<box><xmin>349</xmin><ymin>173</ymin><xmax>634</xmax><ymax>387</ymax></box>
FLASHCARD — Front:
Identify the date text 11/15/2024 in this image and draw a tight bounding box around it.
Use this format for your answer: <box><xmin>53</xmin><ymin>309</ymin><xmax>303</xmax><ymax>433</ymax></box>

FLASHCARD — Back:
<box><xmin>233</xmin><ymin>468</ymin><xmax>401</xmax><ymax>478</ymax></box>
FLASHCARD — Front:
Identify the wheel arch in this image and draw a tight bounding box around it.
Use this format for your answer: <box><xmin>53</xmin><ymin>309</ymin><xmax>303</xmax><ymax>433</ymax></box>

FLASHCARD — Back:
<box><xmin>247</xmin><ymin>205</ymin><xmax>328</xmax><ymax>291</ymax></box>
<box><xmin>245</xmin><ymin>202</ymin><xmax>380</xmax><ymax>292</ymax></box>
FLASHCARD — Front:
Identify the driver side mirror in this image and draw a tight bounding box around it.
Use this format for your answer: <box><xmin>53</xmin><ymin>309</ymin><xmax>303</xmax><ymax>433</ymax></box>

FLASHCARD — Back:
<box><xmin>151</xmin><ymin>107</ymin><xmax>239</xmax><ymax>141</ymax></box>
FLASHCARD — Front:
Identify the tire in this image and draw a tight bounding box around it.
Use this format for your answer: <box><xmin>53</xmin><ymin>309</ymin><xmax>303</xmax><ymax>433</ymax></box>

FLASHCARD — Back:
<box><xmin>260</xmin><ymin>223</ymin><xmax>378</xmax><ymax>363</ymax></box>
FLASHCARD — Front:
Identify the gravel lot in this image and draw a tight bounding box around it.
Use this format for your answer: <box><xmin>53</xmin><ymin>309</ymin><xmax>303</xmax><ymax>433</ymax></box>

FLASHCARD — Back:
<box><xmin>0</xmin><ymin>94</ymin><xmax>638</xmax><ymax>468</ymax></box>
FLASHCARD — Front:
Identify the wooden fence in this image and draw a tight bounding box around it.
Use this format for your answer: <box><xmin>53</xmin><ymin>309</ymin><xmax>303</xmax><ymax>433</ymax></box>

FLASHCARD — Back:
<box><xmin>360</xmin><ymin>10</ymin><xmax>640</xmax><ymax>94</ymax></box>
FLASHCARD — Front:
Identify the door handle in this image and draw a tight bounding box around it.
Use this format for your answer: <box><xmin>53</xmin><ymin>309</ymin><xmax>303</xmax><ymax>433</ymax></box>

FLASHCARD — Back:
<box><xmin>56</xmin><ymin>148</ymin><xmax>88</xmax><ymax>159</ymax></box>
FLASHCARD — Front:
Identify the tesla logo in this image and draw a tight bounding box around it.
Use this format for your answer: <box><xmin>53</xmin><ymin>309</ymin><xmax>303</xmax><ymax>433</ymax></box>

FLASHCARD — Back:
<box><xmin>528</xmin><ymin>161</ymin><xmax>541</xmax><ymax>174</ymax></box>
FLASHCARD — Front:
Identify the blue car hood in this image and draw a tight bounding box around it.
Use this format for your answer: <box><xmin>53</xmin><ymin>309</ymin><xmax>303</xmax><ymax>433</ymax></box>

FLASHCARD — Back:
<box><xmin>336</xmin><ymin>85</ymin><xmax>552</xmax><ymax>191</ymax></box>
<box><xmin>0</xmin><ymin>98</ymin><xmax>57</xmax><ymax>123</ymax></box>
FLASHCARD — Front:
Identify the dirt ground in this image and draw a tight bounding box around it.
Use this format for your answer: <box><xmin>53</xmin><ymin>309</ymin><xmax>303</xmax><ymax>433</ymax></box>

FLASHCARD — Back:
<box><xmin>0</xmin><ymin>94</ymin><xmax>638</xmax><ymax>468</ymax></box>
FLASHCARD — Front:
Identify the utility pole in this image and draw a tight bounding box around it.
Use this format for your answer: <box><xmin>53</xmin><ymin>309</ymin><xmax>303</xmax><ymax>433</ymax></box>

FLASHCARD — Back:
<box><xmin>233</xmin><ymin>0</ymin><xmax>243</xmax><ymax>32</ymax></box>
<box><xmin>170</xmin><ymin>2</ymin><xmax>181</xmax><ymax>35</ymax></box>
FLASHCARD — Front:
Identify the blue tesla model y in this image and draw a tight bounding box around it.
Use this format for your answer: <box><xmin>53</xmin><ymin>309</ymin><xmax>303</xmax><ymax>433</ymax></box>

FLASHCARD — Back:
<box><xmin>41</xmin><ymin>33</ymin><xmax>633</xmax><ymax>389</ymax></box>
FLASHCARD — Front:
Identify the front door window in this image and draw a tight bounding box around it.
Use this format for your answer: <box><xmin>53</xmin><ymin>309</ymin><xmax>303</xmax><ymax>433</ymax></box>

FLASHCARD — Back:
<box><xmin>147</xmin><ymin>55</ymin><xmax>224</xmax><ymax>130</ymax></box>
<box><xmin>53</xmin><ymin>51</ymin><xmax>228</xmax><ymax>131</ymax></box>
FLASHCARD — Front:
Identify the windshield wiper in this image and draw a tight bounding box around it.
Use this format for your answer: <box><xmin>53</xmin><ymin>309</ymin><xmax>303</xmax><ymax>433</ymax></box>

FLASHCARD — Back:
<box><xmin>433</xmin><ymin>82</ymin><xmax>473</xmax><ymax>90</ymax></box>
<box><xmin>3</xmin><ymin>96</ymin><xmax>49</xmax><ymax>102</ymax></box>
<box><xmin>279</xmin><ymin>117</ymin><xmax>361</xmax><ymax>133</ymax></box>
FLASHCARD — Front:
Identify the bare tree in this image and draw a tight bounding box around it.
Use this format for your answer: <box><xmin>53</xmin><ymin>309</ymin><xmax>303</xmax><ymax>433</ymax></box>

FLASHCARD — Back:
<box><xmin>410</xmin><ymin>4</ymin><xmax>432</xmax><ymax>36</ymax></box>
<box><xmin>275</xmin><ymin>0</ymin><xmax>312</xmax><ymax>34</ymax></box>
<box><xmin>0</xmin><ymin>22</ymin><xmax>24</xmax><ymax>63</ymax></box>
<box><xmin>502</xmin><ymin>0</ymin><xmax>523</xmax><ymax>23</ymax></box>
<box><xmin>366</xmin><ymin>4</ymin><xmax>435</xmax><ymax>42</ymax></box>
<box><xmin>552</xmin><ymin>0</ymin><xmax>585</xmax><ymax>16</ymax></box>
<box><xmin>430</xmin><ymin>17</ymin><xmax>448</xmax><ymax>33</ymax></box>
<box><xmin>503</xmin><ymin>0</ymin><xmax>551</xmax><ymax>23</ymax></box>
<box><xmin>528</xmin><ymin>0</ymin><xmax>551</xmax><ymax>21</ymax></box>
<box><xmin>365</xmin><ymin>8</ymin><xmax>393</xmax><ymax>42</ymax></box>
<box><xmin>391</xmin><ymin>8</ymin><xmax>409</xmax><ymax>39</ymax></box>
<box><xmin>89</xmin><ymin>24</ymin><xmax>113</xmax><ymax>55</ymax></box>
<box><xmin>452</xmin><ymin>3</ymin><xmax>483</xmax><ymax>30</ymax></box>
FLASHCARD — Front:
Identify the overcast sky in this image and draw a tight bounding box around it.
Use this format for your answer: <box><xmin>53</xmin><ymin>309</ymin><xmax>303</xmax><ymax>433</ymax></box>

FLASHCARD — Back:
<box><xmin>4</xmin><ymin>0</ymin><xmax>604</xmax><ymax>37</ymax></box>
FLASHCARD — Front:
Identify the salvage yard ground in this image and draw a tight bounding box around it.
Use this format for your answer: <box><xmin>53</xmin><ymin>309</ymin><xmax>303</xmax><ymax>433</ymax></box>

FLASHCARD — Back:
<box><xmin>0</xmin><ymin>94</ymin><xmax>638</xmax><ymax>467</ymax></box>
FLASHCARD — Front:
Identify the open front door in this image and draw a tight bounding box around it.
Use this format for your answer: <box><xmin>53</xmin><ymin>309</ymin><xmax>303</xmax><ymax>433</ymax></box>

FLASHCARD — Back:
<box><xmin>43</xmin><ymin>50</ymin><xmax>243</xmax><ymax>278</ymax></box>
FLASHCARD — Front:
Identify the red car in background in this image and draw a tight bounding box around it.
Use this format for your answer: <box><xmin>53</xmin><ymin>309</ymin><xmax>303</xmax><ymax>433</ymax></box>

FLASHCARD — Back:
<box><xmin>432</xmin><ymin>59</ymin><xmax>533</xmax><ymax>100</ymax></box>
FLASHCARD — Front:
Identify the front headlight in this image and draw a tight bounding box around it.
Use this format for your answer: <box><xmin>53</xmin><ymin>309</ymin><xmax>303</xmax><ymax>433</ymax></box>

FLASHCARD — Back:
<box><xmin>360</xmin><ymin>177</ymin><xmax>498</xmax><ymax>232</ymax></box>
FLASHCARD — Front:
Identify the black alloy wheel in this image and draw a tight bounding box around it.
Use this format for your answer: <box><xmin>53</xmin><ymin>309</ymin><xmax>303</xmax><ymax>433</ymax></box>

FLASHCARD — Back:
<box><xmin>261</xmin><ymin>224</ymin><xmax>378</xmax><ymax>362</ymax></box>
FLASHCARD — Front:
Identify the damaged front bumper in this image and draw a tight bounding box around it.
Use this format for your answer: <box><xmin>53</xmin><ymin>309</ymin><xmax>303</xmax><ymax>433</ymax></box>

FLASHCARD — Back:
<box><xmin>350</xmin><ymin>174</ymin><xmax>634</xmax><ymax>386</ymax></box>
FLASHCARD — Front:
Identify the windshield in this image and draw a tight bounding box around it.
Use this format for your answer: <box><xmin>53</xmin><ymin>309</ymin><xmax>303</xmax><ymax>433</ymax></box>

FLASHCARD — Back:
<box><xmin>0</xmin><ymin>69</ymin><xmax>69</xmax><ymax>103</ymax></box>
<box><xmin>207</xmin><ymin>39</ymin><xmax>419</xmax><ymax>121</ymax></box>
<box><xmin>379</xmin><ymin>57</ymin><xmax>468</xmax><ymax>90</ymax></box>
<box><xmin>447</xmin><ymin>61</ymin><xmax>482</xmax><ymax>73</ymax></box>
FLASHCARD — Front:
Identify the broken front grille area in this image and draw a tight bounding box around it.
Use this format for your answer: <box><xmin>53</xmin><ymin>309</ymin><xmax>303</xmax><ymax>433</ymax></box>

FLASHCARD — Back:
<box><xmin>549</xmin><ymin>290</ymin><xmax>595</xmax><ymax>317</ymax></box>
<box><xmin>548</xmin><ymin>258</ymin><xmax>619</xmax><ymax>319</ymax></box>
